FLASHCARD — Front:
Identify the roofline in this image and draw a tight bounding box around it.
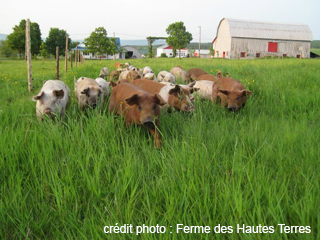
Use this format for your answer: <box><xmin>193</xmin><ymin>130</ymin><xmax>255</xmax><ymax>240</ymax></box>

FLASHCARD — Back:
<box><xmin>231</xmin><ymin>36</ymin><xmax>312</xmax><ymax>42</ymax></box>
<box><xmin>214</xmin><ymin>18</ymin><xmax>226</xmax><ymax>43</ymax></box>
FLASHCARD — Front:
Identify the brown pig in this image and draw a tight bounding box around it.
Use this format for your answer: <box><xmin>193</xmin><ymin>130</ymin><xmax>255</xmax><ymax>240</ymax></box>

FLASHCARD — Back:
<box><xmin>132</xmin><ymin>79</ymin><xmax>196</xmax><ymax>112</ymax></box>
<box><xmin>212</xmin><ymin>77</ymin><xmax>252</xmax><ymax>112</ymax></box>
<box><xmin>109</xmin><ymin>83</ymin><xmax>166</xmax><ymax>148</ymax></box>
<box><xmin>186</xmin><ymin>68</ymin><xmax>207</xmax><ymax>82</ymax></box>
<box><xmin>110</xmin><ymin>70</ymin><xmax>121</xmax><ymax>81</ymax></box>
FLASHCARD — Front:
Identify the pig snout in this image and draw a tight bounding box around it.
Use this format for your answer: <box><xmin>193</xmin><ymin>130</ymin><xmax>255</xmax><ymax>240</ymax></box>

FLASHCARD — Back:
<box><xmin>44</xmin><ymin>108</ymin><xmax>52</xmax><ymax>115</ymax></box>
<box><xmin>228</xmin><ymin>104</ymin><xmax>237</xmax><ymax>112</ymax></box>
<box><xmin>142</xmin><ymin>118</ymin><xmax>155</xmax><ymax>128</ymax></box>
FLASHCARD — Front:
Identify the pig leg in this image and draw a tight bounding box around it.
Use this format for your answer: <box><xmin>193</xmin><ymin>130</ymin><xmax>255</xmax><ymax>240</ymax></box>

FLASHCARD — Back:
<box><xmin>211</xmin><ymin>84</ymin><xmax>219</xmax><ymax>103</ymax></box>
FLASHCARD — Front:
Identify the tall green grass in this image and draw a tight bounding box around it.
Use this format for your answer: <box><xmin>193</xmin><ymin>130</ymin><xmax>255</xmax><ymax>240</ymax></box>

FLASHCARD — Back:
<box><xmin>0</xmin><ymin>58</ymin><xmax>319</xmax><ymax>239</ymax></box>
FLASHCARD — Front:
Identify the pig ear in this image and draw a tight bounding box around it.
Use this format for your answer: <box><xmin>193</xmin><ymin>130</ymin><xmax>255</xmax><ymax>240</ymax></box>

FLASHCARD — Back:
<box><xmin>218</xmin><ymin>89</ymin><xmax>230</xmax><ymax>95</ymax></box>
<box><xmin>241</xmin><ymin>90</ymin><xmax>252</xmax><ymax>96</ymax></box>
<box><xmin>188</xmin><ymin>81</ymin><xmax>196</xmax><ymax>88</ymax></box>
<box><xmin>33</xmin><ymin>91</ymin><xmax>44</xmax><ymax>101</ymax></box>
<box><xmin>154</xmin><ymin>94</ymin><xmax>166</xmax><ymax>106</ymax></box>
<box><xmin>168</xmin><ymin>85</ymin><xmax>182</xmax><ymax>95</ymax></box>
<box><xmin>125</xmin><ymin>94</ymin><xmax>140</xmax><ymax>106</ymax></box>
<box><xmin>53</xmin><ymin>89</ymin><xmax>64</xmax><ymax>99</ymax></box>
<box><xmin>81</xmin><ymin>87</ymin><xmax>90</xmax><ymax>97</ymax></box>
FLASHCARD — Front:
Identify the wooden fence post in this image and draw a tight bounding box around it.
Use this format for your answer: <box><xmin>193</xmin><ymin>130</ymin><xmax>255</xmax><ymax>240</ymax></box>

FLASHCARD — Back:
<box><xmin>75</xmin><ymin>47</ymin><xmax>78</xmax><ymax>67</ymax></box>
<box><xmin>70</xmin><ymin>54</ymin><xmax>73</xmax><ymax>69</ymax></box>
<box><xmin>65</xmin><ymin>34</ymin><xmax>68</xmax><ymax>72</ymax></box>
<box><xmin>26</xmin><ymin>19</ymin><xmax>33</xmax><ymax>92</ymax></box>
<box><xmin>56</xmin><ymin>47</ymin><xmax>59</xmax><ymax>80</ymax></box>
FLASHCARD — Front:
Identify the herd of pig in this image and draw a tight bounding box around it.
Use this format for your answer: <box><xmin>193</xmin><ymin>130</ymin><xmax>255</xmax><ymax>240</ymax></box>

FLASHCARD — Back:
<box><xmin>33</xmin><ymin>63</ymin><xmax>252</xmax><ymax>148</ymax></box>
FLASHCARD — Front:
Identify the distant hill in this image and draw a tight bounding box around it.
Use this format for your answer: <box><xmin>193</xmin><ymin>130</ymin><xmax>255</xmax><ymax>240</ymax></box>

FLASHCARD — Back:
<box><xmin>121</xmin><ymin>39</ymin><xmax>166</xmax><ymax>46</ymax></box>
<box><xmin>311</xmin><ymin>40</ymin><xmax>320</xmax><ymax>48</ymax></box>
<box><xmin>0</xmin><ymin>34</ymin><xmax>7</xmax><ymax>40</ymax></box>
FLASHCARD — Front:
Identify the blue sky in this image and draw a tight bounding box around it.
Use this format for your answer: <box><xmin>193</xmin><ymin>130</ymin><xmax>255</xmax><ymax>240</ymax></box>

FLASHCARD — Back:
<box><xmin>0</xmin><ymin>0</ymin><xmax>319</xmax><ymax>42</ymax></box>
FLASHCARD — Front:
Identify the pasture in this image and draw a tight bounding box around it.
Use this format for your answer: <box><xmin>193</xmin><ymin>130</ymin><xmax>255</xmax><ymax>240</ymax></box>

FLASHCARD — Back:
<box><xmin>0</xmin><ymin>58</ymin><xmax>319</xmax><ymax>239</ymax></box>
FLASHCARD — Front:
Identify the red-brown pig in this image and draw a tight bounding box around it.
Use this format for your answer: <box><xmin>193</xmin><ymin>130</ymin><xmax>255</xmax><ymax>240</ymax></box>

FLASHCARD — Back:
<box><xmin>186</xmin><ymin>68</ymin><xmax>207</xmax><ymax>82</ymax></box>
<box><xmin>109</xmin><ymin>83</ymin><xmax>166</xmax><ymax>148</ymax></box>
<box><xmin>132</xmin><ymin>79</ymin><xmax>196</xmax><ymax>112</ymax></box>
<box><xmin>212</xmin><ymin>77</ymin><xmax>252</xmax><ymax>112</ymax></box>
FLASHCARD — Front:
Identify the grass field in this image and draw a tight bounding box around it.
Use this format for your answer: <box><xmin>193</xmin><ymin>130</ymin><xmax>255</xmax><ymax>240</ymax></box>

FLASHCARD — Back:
<box><xmin>0</xmin><ymin>58</ymin><xmax>319</xmax><ymax>239</ymax></box>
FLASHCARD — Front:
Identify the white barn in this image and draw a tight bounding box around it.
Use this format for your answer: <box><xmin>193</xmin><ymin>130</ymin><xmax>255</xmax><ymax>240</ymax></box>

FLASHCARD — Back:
<box><xmin>213</xmin><ymin>18</ymin><xmax>313</xmax><ymax>59</ymax></box>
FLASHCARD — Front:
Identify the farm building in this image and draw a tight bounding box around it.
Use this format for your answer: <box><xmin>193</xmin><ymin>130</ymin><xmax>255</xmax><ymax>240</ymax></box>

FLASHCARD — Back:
<box><xmin>73</xmin><ymin>44</ymin><xmax>142</xmax><ymax>60</ymax></box>
<box><xmin>194</xmin><ymin>49</ymin><xmax>211</xmax><ymax>58</ymax></box>
<box><xmin>123</xmin><ymin>46</ymin><xmax>142</xmax><ymax>59</ymax></box>
<box><xmin>213</xmin><ymin>18</ymin><xmax>313</xmax><ymax>59</ymax></box>
<box><xmin>157</xmin><ymin>45</ymin><xmax>190</xmax><ymax>58</ymax></box>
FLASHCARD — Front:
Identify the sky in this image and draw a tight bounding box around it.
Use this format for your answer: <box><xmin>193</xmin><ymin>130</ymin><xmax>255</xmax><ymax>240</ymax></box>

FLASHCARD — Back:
<box><xmin>0</xmin><ymin>0</ymin><xmax>319</xmax><ymax>42</ymax></box>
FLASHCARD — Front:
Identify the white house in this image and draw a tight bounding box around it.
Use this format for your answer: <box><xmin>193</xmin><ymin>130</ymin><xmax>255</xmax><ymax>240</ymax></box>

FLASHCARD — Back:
<box><xmin>157</xmin><ymin>45</ymin><xmax>190</xmax><ymax>58</ymax></box>
<box><xmin>73</xmin><ymin>43</ymin><xmax>142</xmax><ymax>60</ymax></box>
<box><xmin>213</xmin><ymin>18</ymin><xmax>313</xmax><ymax>59</ymax></box>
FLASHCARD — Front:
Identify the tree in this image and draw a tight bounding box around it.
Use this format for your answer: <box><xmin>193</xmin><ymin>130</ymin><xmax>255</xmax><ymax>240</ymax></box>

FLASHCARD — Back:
<box><xmin>84</xmin><ymin>27</ymin><xmax>110</xmax><ymax>60</ymax></box>
<box><xmin>108</xmin><ymin>37</ymin><xmax>122</xmax><ymax>58</ymax></box>
<box><xmin>166</xmin><ymin>22</ymin><xmax>193</xmax><ymax>58</ymax></box>
<box><xmin>70</xmin><ymin>41</ymin><xmax>80</xmax><ymax>49</ymax></box>
<box><xmin>6</xmin><ymin>19</ymin><xmax>42</xmax><ymax>58</ymax></box>
<box><xmin>0</xmin><ymin>40</ymin><xmax>17</xmax><ymax>58</ymax></box>
<box><xmin>40</xmin><ymin>42</ymin><xmax>50</xmax><ymax>59</ymax></box>
<box><xmin>45</xmin><ymin>28</ymin><xmax>71</xmax><ymax>58</ymax></box>
<box><xmin>209</xmin><ymin>46</ymin><xmax>215</xmax><ymax>57</ymax></box>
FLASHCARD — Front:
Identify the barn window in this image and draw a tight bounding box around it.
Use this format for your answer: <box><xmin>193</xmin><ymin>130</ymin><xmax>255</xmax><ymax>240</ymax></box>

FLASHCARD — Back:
<box><xmin>296</xmin><ymin>55</ymin><xmax>301</xmax><ymax>58</ymax></box>
<box><xmin>240</xmin><ymin>52</ymin><xmax>246</xmax><ymax>58</ymax></box>
<box><xmin>256</xmin><ymin>53</ymin><xmax>260</xmax><ymax>58</ymax></box>
<box><xmin>268</xmin><ymin>42</ymin><xmax>278</xmax><ymax>52</ymax></box>
<box><xmin>283</xmin><ymin>54</ymin><xmax>287</xmax><ymax>57</ymax></box>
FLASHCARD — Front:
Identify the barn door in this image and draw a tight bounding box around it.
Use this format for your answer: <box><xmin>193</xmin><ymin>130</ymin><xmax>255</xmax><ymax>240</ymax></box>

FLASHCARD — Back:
<box><xmin>223</xmin><ymin>52</ymin><xmax>226</xmax><ymax>58</ymax></box>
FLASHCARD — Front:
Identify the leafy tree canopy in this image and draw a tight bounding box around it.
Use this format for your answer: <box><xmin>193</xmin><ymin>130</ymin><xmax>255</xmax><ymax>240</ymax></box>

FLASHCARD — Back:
<box><xmin>45</xmin><ymin>28</ymin><xmax>71</xmax><ymax>57</ymax></box>
<box><xmin>166</xmin><ymin>21</ymin><xmax>193</xmax><ymax>58</ymax></box>
<box><xmin>108</xmin><ymin>37</ymin><xmax>122</xmax><ymax>57</ymax></box>
<box><xmin>6</xmin><ymin>19</ymin><xmax>42</xmax><ymax>58</ymax></box>
<box><xmin>84</xmin><ymin>27</ymin><xmax>110</xmax><ymax>59</ymax></box>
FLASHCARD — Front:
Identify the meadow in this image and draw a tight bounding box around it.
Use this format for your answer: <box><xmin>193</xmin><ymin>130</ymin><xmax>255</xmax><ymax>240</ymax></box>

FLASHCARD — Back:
<box><xmin>0</xmin><ymin>57</ymin><xmax>319</xmax><ymax>239</ymax></box>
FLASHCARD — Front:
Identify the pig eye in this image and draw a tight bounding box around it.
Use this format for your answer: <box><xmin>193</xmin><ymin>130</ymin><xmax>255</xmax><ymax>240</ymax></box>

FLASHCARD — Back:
<box><xmin>152</xmin><ymin>104</ymin><xmax>157</xmax><ymax>111</ymax></box>
<box><xmin>236</xmin><ymin>97</ymin><xmax>241</xmax><ymax>101</ymax></box>
<box><xmin>138</xmin><ymin>104</ymin><xmax>142</xmax><ymax>111</ymax></box>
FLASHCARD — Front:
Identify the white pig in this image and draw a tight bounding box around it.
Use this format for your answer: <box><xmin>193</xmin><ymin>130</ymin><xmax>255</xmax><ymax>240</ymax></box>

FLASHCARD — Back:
<box><xmin>157</xmin><ymin>71</ymin><xmax>175</xmax><ymax>83</ymax></box>
<box><xmin>189</xmin><ymin>80</ymin><xmax>214</xmax><ymax>100</ymax></box>
<box><xmin>33</xmin><ymin>80</ymin><xmax>71</xmax><ymax>121</ymax></box>
<box><xmin>95</xmin><ymin>78</ymin><xmax>110</xmax><ymax>98</ymax></box>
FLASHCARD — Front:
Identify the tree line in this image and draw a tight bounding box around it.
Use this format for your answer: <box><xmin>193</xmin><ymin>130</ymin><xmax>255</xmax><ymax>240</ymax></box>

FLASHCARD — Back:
<box><xmin>0</xmin><ymin>20</ymin><xmax>195</xmax><ymax>59</ymax></box>
<box><xmin>0</xmin><ymin>20</ymin><xmax>121</xmax><ymax>59</ymax></box>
